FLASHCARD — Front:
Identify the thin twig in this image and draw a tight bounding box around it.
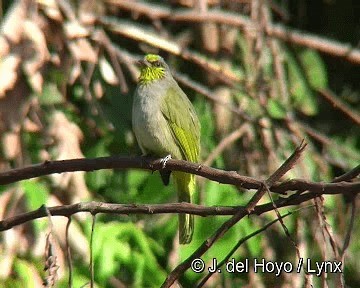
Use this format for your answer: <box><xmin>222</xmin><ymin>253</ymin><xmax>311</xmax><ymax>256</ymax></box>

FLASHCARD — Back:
<box><xmin>333</xmin><ymin>164</ymin><xmax>360</xmax><ymax>182</ymax></box>
<box><xmin>266</xmin><ymin>186</ymin><xmax>301</xmax><ymax>258</ymax></box>
<box><xmin>203</xmin><ymin>124</ymin><xmax>248</xmax><ymax>166</ymax></box>
<box><xmin>0</xmin><ymin>181</ymin><xmax>358</xmax><ymax>232</ymax></box>
<box><xmin>66</xmin><ymin>217</ymin><xmax>73</xmax><ymax>288</ymax></box>
<box><xmin>341</xmin><ymin>198</ymin><xmax>356</xmax><ymax>258</ymax></box>
<box><xmin>90</xmin><ymin>214</ymin><xmax>96</xmax><ymax>288</ymax></box>
<box><xmin>317</xmin><ymin>89</ymin><xmax>360</xmax><ymax>126</ymax></box>
<box><xmin>100</xmin><ymin>18</ymin><xmax>240</xmax><ymax>85</ymax></box>
<box><xmin>197</xmin><ymin>211</ymin><xmax>293</xmax><ymax>287</ymax></box>
<box><xmin>92</xmin><ymin>29</ymin><xmax>129</xmax><ymax>93</ymax></box>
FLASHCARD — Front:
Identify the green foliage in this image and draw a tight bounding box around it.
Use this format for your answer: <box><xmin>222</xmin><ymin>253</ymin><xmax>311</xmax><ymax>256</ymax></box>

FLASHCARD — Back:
<box><xmin>22</xmin><ymin>180</ymin><xmax>49</xmax><ymax>211</ymax></box>
<box><xmin>327</xmin><ymin>136</ymin><xmax>360</xmax><ymax>168</ymax></box>
<box><xmin>22</xmin><ymin>180</ymin><xmax>49</xmax><ymax>233</ymax></box>
<box><xmin>266</xmin><ymin>98</ymin><xmax>287</xmax><ymax>119</ymax></box>
<box><xmin>194</xmin><ymin>96</ymin><xmax>216</xmax><ymax>153</ymax></box>
<box><xmin>38</xmin><ymin>83</ymin><xmax>64</xmax><ymax>105</ymax></box>
<box><xmin>286</xmin><ymin>49</ymin><xmax>319</xmax><ymax>116</ymax></box>
<box><xmin>89</xmin><ymin>221</ymin><xmax>166</xmax><ymax>286</ymax></box>
<box><xmin>85</xmin><ymin>138</ymin><xmax>113</xmax><ymax>191</ymax></box>
<box><xmin>11</xmin><ymin>259</ymin><xmax>37</xmax><ymax>288</ymax></box>
<box><xmin>299</xmin><ymin>49</ymin><xmax>328</xmax><ymax>90</ymax></box>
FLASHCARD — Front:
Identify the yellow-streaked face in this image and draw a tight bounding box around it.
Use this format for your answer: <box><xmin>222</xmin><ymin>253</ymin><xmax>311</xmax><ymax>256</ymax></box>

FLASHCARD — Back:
<box><xmin>138</xmin><ymin>54</ymin><xmax>166</xmax><ymax>84</ymax></box>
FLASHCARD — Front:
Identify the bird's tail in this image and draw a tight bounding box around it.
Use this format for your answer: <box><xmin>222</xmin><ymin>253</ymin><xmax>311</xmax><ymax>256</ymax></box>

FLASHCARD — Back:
<box><xmin>173</xmin><ymin>171</ymin><xmax>194</xmax><ymax>244</ymax></box>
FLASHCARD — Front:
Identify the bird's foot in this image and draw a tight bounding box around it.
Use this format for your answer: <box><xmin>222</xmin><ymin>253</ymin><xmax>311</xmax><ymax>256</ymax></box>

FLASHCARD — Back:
<box><xmin>160</xmin><ymin>154</ymin><xmax>172</xmax><ymax>169</ymax></box>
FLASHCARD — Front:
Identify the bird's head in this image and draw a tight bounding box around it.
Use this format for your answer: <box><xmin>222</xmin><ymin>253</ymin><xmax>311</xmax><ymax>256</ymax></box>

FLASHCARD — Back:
<box><xmin>138</xmin><ymin>54</ymin><xmax>169</xmax><ymax>84</ymax></box>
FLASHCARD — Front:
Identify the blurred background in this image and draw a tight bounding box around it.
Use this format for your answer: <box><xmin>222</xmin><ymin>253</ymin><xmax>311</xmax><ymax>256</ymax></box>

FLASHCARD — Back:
<box><xmin>0</xmin><ymin>0</ymin><xmax>359</xmax><ymax>287</ymax></box>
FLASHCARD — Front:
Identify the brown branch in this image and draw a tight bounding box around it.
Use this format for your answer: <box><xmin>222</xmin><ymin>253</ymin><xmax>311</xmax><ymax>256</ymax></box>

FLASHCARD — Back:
<box><xmin>92</xmin><ymin>29</ymin><xmax>129</xmax><ymax>94</ymax></box>
<box><xmin>268</xmin><ymin>24</ymin><xmax>360</xmax><ymax>65</ymax></box>
<box><xmin>105</xmin><ymin>1</ymin><xmax>360</xmax><ymax>65</ymax></box>
<box><xmin>105</xmin><ymin>0</ymin><xmax>171</xmax><ymax>20</ymax></box>
<box><xmin>317</xmin><ymin>89</ymin><xmax>360</xmax><ymax>126</ymax></box>
<box><xmin>295</xmin><ymin>121</ymin><xmax>360</xmax><ymax>168</ymax></box>
<box><xmin>341</xmin><ymin>199</ymin><xmax>356</xmax><ymax>258</ymax></box>
<box><xmin>270</xmin><ymin>179</ymin><xmax>360</xmax><ymax>195</ymax></box>
<box><xmin>333</xmin><ymin>164</ymin><xmax>360</xmax><ymax>182</ymax></box>
<box><xmin>0</xmin><ymin>181</ymin><xmax>358</xmax><ymax>233</ymax></box>
<box><xmin>0</xmin><ymin>202</ymin><xmax>242</xmax><ymax>232</ymax></box>
<box><xmin>100</xmin><ymin>18</ymin><xmax>239</xmax><ymax>85</ymax></box>
<box><xmin>0</xmin><ymin>156</ymin><xmax>261</xmax><ymax>188</ymax></box>
<box><xmin>0</xmin><ymin>156</ymin><xmax>359</xmax><ymax>196</ymax></box>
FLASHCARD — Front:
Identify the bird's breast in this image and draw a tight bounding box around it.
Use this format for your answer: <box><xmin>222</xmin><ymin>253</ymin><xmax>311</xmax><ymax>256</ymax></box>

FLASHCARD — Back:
<box><xmin>132</xmin><ymin>85</ymin><xmax>182</xmax><ymax>159</ymax></box>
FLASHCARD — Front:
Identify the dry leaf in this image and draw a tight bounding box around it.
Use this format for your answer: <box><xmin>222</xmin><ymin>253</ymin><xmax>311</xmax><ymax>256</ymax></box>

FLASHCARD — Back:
<box><xmin>20</xmin><ymin>19</ymin><xmax>50</xmax><ymax>94</ymax></box>
<box><xmin>24</xmin><ymin>117</ymin><xmax>42</xmax><ymax>132</ymax></box>
<box><xmin>48</xmin><ymin>111</ymin><xmax>91</xmax><ymax>202</ymax></box>
<box><xmin>37</xmin><ymin>0</ymin><xmax>63</xmax><ymax>21</ymax></box>
<box><xmin>2</xmin><ymin>131</ymin><xmax>21</xmax><ymax>160</ymax></box>
<box><xmin>1</xmin><ymin>0</ymin><xmax>28</xmax><ymax>43</ymax></box>
<box><xmin>99</xmin><ymin>56</ymin><xmax>119</xmax><ymax>85</ymax></box>
<box><xmin>0</xmin><ymin>36</ymin><xmax>10</xmax><ymax>58</ymax></box>
<box><xmin>0</xmin><ymin>54</ymin><xmax>21</xmax><ymax>98</ymax></box>
<box><xmin>0</xmin><ymin>189</ymin><xmax>28</xmax><ymax>278</ymax></box>
<box><xmin>23</xmin><ymin>19</ymin><xmax>50</xmax><ymax>66</ymax></box>
<box><xmin>43</xmin><ymin>233</ymin><xmax>59</xmax><ymax>287</ymax></box>
<box><xmin>68</xmin><ymin>38</ymin><xmax>97</xmax><ymax>63</ymax></box>
<box><xmin>93</xmin><ymin>80</ymin><xmax>104</xmax><ymax>99</ymax></box>
<box><xmin>69</xmin><ymin>62</ymin><xmax>81</xmax><ymax>84</ymax></box>
<box><xmin>64</xmin><ymin>21</ymin><xmax>90</xmax><ymax>39</ymax></box>
<box><xmin>27</xmin><ymin>71</ymin><xmax>44</xmax><ymax>93</ymax></box>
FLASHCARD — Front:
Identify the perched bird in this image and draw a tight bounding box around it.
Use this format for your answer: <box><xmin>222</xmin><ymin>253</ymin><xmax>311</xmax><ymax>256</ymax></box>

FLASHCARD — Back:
<box><xmin>132</xmin><ymin>54</ymin><xmax>200</xmax><ymax>244</ymax></box>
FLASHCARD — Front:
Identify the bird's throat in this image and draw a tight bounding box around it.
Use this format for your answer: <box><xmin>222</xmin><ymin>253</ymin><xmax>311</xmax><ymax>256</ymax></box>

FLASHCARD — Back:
<box><xmin>139</xmin><ymin>67</ymin><xmax>165</xmax><ymax>84</ymax></box>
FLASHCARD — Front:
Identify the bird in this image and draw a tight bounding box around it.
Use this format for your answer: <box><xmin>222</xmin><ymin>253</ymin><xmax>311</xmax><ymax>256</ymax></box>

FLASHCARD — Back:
<box><xmin>132</xmin><ymin>54</ymin><xmax>200</xmax><ymax>244</ymax></box>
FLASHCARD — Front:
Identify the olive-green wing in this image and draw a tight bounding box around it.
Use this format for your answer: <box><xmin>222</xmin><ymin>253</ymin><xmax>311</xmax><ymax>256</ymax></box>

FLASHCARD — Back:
<box><xmin>161</xmin><ymin>85</ymin><xmax>200</xmax><ymax>163</ymax></box>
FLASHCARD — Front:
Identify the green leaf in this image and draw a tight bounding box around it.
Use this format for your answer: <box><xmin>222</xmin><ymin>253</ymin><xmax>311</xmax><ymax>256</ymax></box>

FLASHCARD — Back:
<box><xmin>91</xmin><ymin>222</ymin><xmax>131</xmax><ymax>281</ymax></box>
<box><xmin>299</xmin><ymin>49</ymin><xmax>328</xmax><ymax>90</ymax></box>
<box><xmin>127</xmin><ymin>170</ymin><xmax>149</xmax><ymax>191</ymax></box>
<box><xmin>286</xmin><ymin>50</ymin><xmax>318</xmax><ymax>115</ymax></box>
<box><xmin>21</xmin><ymin>180</ymin><xmax>49</xmax><ymax>233</ymax></box>
<box><xmin>13</xmin><ymin>259</ymin><xmax>37</xmax><ymax>288</ymax></box>
<box><xmin>267</xmin><ymin>99</ymin><xmax>287</xmax><ymax>119</ymax></box>
<box><xmin>22</xmin><ymin>180</ymin><xmax>48</xmax><ymax>211</ymax></box>
<box><xmin>38</xmin><ymin>83</ymin><xmax>63</xmax><ymax>105</ymax></box>
<box><xmin>89</xmin><ymin>221</ymin><xmax>166</xmax><ymax>286</ymax></box>
<box><xmin>235</xmin><ymin>91</ymin><xmax>263</xmax><ymax>118</ymax></box>
<box><xmin>194</xmin><ymin>97</ymin><xmax>216</xmax><ymax>150</ymax></box>
<box><xmin>85</xmin><ymin>139</ymin><xmax>113</xmax><ymax>190</ymax></box>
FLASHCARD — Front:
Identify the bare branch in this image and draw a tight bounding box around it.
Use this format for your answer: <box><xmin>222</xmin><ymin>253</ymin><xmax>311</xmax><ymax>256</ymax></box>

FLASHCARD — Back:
<box><xmin>0</xmin><ymin>156</ymin><xmax>359</xmax><ymax>196</ymax></box>
<box><xmin>105</xmin><ymin>1</ymin><xmax>360</xmax><ymax>64</ymax></box>
<box><xmin>317</xmin><ymin>89</ymin><xmax>360</xmax><ymax>126</ymax></box>
<box><xmin>65</xmin><ymin>217</ymin><xmax>73</xmax><ymax>288</ymax></box>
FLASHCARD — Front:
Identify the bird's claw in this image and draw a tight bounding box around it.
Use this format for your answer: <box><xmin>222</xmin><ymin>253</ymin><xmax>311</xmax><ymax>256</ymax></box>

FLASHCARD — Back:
<box><xmin>160</xmin><ymin>154</ymin><xmax>172</xmax><ymax>169</ymax></box>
